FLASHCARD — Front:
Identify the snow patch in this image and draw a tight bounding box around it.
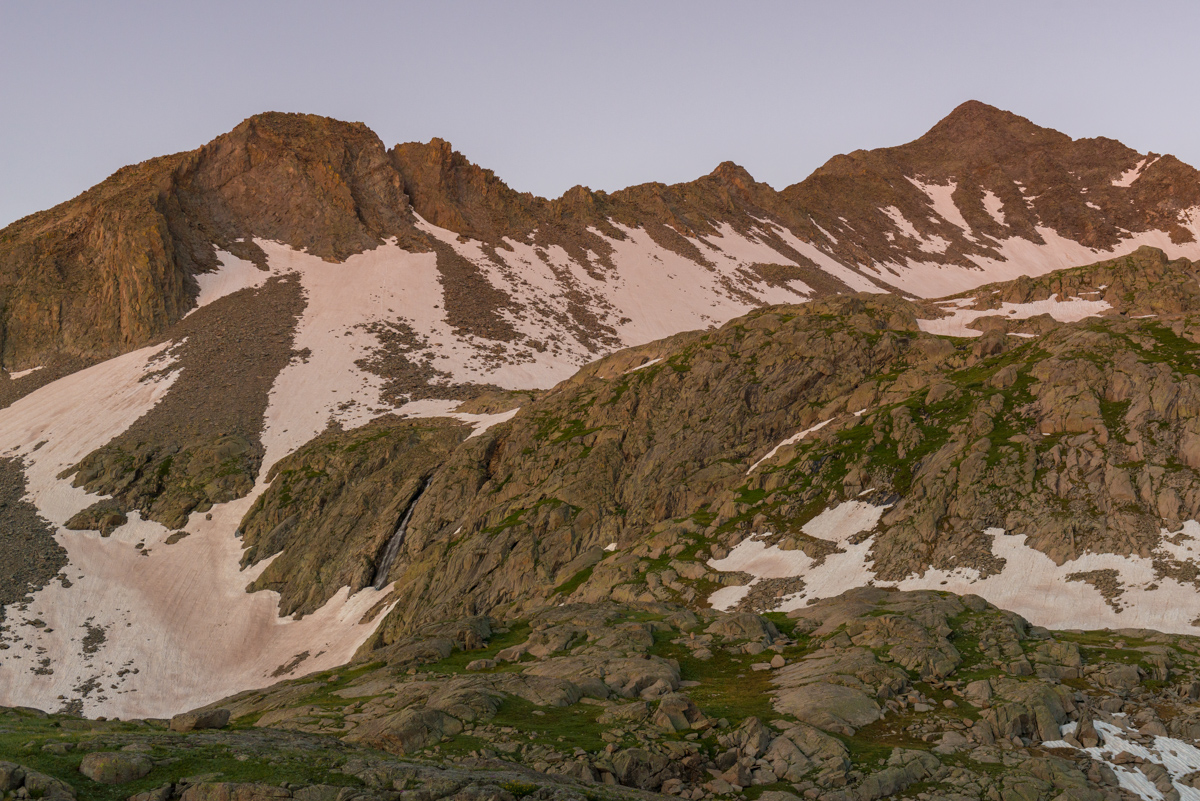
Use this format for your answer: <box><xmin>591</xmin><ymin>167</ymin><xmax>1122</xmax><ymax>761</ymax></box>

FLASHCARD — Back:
<box><xmin>1113</xmin><ymin>157</ymin><xmax>1159</xmax><ymax>187</ymax></box>
<box><xmin>625</xmin><ymin>358</ymin><xmax>662</xmax><ymax>374</ymax></box>
<box><xmin>864</xmin><ymin>212</ymin><xmax>1200</xmax><ymax>298</ymax></box>
<box><xmin>982</xmin><ymin>191</ymin><xmax>1006</xmax><ymax>226</ymax></box>
<box><xmin>706</xmin><ymin>500</ymin><xmax>889</xmax><ymax>612</ymax></box>
<box><xmin>916</xmin><ymin>294</ymin><xmax>1112</xmax><ymax>337</ymax></box>
<box><xmin>189</xmin><ymin>250</ymin><xmax>276</xmax><ymax>315</ymax></box>
<box><xmin>1046</xmin><ymin>720</ymin><xmax>1200</xmax><ymax>801</ymax></box>
<box><xmin>702</xmin><ymin>510</ymin><xmax>1200</xmax><ymax>634</ymax></box>
<box><xmin>908</xmin><ymin>178</ymin><xmax>975</xmax><ymax>240</ymax></box>
<box><xmin>747</xmin><ymin>419</ymin><xmax>833</xmax><ymax>473</ymax></box>
<box><xmin>0</xmin><ymin>342</ymin><xmax>390</xmax><ymax>718</ymax></box>
<box><xmin>7</xmin><ymin>366</ymin><xmax>43</xmax><ymax>380</ymax></box>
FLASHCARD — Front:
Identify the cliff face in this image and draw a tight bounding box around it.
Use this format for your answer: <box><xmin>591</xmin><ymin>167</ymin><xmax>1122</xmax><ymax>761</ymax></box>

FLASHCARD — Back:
<box><xmin>0</xmin><ymin>113</ymin><xmax>415</xmax><ymax>371</ymax></box>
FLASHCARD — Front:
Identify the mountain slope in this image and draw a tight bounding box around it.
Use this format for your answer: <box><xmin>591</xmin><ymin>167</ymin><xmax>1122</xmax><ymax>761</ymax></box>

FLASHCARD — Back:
<box><xmin>5</xmin><ymin>104</ymin><xmax>1200</xmax><ymax>724</ymax></box>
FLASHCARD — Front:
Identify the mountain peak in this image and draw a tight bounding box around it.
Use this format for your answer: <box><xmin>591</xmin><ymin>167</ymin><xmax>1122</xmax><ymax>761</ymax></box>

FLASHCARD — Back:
<box><xmin>708</xmin><ymin>161</ymin><xmax>757</xmax><ymax>191</ymax></box>
<box><xmin>917</xmin><ymin>99</ymin><xmax>1068</xmax><ymax>151</ymax></box>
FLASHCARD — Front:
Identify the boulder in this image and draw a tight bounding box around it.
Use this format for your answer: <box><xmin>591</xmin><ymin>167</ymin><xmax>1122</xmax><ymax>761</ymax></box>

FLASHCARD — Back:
<box><xmin>0</xmin><ymin>762</ymin><xmax>25</xmax><ymax>792</ymax></box>
<box><xmin>963</xmin><ymin>679</ymin><xmax>993</xmax><ymax>706</ymax></box>
<box><xmin>170</xmin><ymin>708</ymin><xmax>231</xmax><ymax>732</ymax></box>
<box><xmin>1100</xmin><ymin>664</ymin><xmax>1143</xmax><ymax>691</ymax></box>
<box><xmin>342</xmin><ymin>707</ymin><xmax>462</xmax><ymax>754</ymax></box>
<box><xmin>705</xmin><ymin>612</ymin><xmax>778</xmax><ymax>643</ymax></box>
<box><xmin>21</xmin><ymin>768</ymin><xmax>76</xmax><ymax>799</ymax></box>
<box><xmin>652</xmin><ymin>693</ymin><xmax>706</xmax><ymax>732</ymax></box>
<box><xmin>773</xmin><ymin>681</ymin><xmax>881</xmax><ymax>734</ymax></box>
<box><xmin>180</xmin><ymin>783</ymin><xmax>291</xmax><ymax>800</ymax></box>
<box><xmin>79</xmin><ymin>752</ymin><xmax>153</xmax><ymax>784</ymax></box>
<box><xmin>129</xmin><ymin>785</ymin><xmax>174</xmax><ymax>801</ymax></box>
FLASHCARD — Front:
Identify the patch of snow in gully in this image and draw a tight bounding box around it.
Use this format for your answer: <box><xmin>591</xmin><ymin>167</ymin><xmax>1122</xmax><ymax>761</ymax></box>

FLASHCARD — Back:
<box><xmin>0</xmin><ymin>340</ymin><xmax>392</xmax><ymax>718</ymax></box>
<box><xmin>188</xmin><ymin>250</ymin><xmax>277</xmax><ymax>315</ymax></box>
<box><xmin>417</xmin><ymin>216</ymin><xmax>812</xmax><ymax>367</ymax></box>
<box><xmin>864</xmin><ymin>212</ymin><xmax>1200</xmax><ymax>298</ymax></box>
<box><xmin>706</xmin><ymin>500</ymin><xmax>889</xmax><ymax>612</ymax></box>
<box><xmin>747</xmin><ymin>418</ymin><xmax>834</xmax><ymax>474</ymax></box>
<box><xmin>761</xmin><ymin>222</ymin><xmax>890</xmax><ymax>294</ymax></box>
<box><xmin>6</xmin><ymin>366</ymin><xmax>44</xmax><ymax>380</ymax></box>
<box><xmin>981</xmin><ymin>190</ymin><xmax>1007</xmax><ymax>226</ymax></box>
<box><xmin>907</xmin><ymin>178</ymin><xmax>976</xmax><ymax>241</ymax></box>
<box><xmin>916</xmin><ymin>294</ymin><xmax>1113</xmax><ymax>337</ymax></box>
<box><xmin>1112</xmin><ymin>157</ymin><xmax>1159</xmax><ymax>188</ymax></box>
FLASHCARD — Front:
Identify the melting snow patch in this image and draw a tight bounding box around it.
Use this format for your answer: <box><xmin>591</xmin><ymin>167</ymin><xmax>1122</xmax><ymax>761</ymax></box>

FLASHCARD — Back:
<box><xmin>188</xmin><ymin>250</ymin><xmax>276</xmax><ymax>315</ymax></box>
<box><xmin>917</xmin><ymin>294</ymin><xmax>1112</xmax><ymax>337</ymax></box>
<box><xmin>7</xmin><ymin>366</ymin><xmax>43</xmax><ymax>380</ymax></box>
<box><xmin>907</xmin><ymin>178</ymin><xmax>975</xmax><ymax>241</ymax></box>
<box><xmin>704</xmin><ymin>509</ymin><xmax>1200</xmax><ymax>633</ymax></box>
<box><xmin>747</xmin><ymin>418</ymin><xmax>834</xmax><ymax>473</ymax></box>
<box><xmin>706</xmin><ymin>500</ymin><xmax>891</xmax><ymax>611</ymax></box>
<box><xmin>801</xmin><ymin>500</ymin><xmax>889</xmax><ymax>543</ymax></box>
<box><xmin>459</xmin><ymin>407</ymin><xmax>521</xmax><ymax>438</ymax></box>
<box><xmin>864</xmin><ymin>214</ymin><xmax>1200</xmax><ymax>299</ymax></box>
<box><xmin>604</xmin><ymin>542</ymin><xmax>617</xmax><ymax>552</ymax></box>
<box><xmin>1045</xmin><ymin>719</ymin><xmax>1200</xmax><ymax>801</ymax></box>
<box><xmin>625</xmin><ymin>358</ymin><xmax>662</xmax><ymax>374</ymax></box>
<box><xmin>1113</xmin><ymin>157</ymin><xmax>1159</xmax><ymax>187</ymax></box>
<box><xmin>0</xmin><ymin>342</ymin><xmax>393</xmax><ymax>718</ymax></box>
<box><xmin>982</xmin><ymin>190</ymin><xmax>1007</xmax><ymax>226</ymax></box>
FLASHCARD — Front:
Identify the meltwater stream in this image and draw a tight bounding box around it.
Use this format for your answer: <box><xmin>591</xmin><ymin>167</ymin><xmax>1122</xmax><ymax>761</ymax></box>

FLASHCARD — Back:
<box><xmin>372</xmin><ymin>482</ymin><xmax>424</xmax><ymax>590</ymax></box>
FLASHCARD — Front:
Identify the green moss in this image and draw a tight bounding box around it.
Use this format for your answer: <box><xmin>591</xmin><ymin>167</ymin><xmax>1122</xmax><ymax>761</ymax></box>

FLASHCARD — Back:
<box><xmin>484</xmin><ymin>508</ymin><xmax>527</xmax><ymax>535</ymax></box>
<box><xmin>487</xmin><ymin>696</ymin><xmax>608</xmax><ymax>752</ymax></box>
<box><xmin>554</xmin><ymin>565</ymin><xmax>595</xmax><ymax>597</ymax></box>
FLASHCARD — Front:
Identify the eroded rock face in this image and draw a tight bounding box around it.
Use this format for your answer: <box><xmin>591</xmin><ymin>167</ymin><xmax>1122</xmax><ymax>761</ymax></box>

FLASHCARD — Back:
<box><xmin>0</xmin><ymin>112</ymin><xmax>414</xmax><ymax>372</ymax></box>
<box><xmin>237</xmin><ymin>415</ymin><xmax>471</xmax><ymax>617</ymax></box>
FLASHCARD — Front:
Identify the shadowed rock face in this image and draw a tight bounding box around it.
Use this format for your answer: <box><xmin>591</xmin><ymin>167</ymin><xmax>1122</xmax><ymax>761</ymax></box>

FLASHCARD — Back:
<box><xmin>237</xmin><ymin>416</ymin><xmax>471</xmax><ymax>618</ymax></box>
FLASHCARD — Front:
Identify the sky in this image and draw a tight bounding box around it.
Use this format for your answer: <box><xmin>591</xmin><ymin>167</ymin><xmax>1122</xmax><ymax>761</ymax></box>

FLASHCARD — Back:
<box><xmin>2</xmin><ymin>0</ymin><xmax>1199</xmax><ymax>228</ymax></box>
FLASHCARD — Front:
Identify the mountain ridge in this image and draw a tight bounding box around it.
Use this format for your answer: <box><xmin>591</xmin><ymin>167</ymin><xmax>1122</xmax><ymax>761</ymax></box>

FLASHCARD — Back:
<box><xmin>5</xmin><ymin>100</ymin><xmax>1200</xmax><ymax>379</ymax></box>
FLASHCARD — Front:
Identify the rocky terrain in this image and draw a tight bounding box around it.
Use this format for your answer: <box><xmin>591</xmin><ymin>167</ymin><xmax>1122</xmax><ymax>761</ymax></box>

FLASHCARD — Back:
<box><xmin>10</xmin><ymin>589</ymin><xmax>1200</xmax><ymax>801</ymax></box>
<box><xmin>8</xmin><ymin>101</ymin><xmax>1200</xmax><ymax>799</ymax></box>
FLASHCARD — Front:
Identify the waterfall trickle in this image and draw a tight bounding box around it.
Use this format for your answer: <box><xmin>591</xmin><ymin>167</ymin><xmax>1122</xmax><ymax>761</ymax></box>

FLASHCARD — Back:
<box><xmin>372</xmin><ymin>483</ymin><xmax>424</xmax><ymax>590</ymax></box>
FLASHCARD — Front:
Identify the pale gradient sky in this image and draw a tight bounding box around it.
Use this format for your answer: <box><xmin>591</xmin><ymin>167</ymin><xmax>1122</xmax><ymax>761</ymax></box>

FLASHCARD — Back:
<box><xmin>2</xmin><ymin>0</ymin><xmax>1199</xmax><ymax>228</ymax></box>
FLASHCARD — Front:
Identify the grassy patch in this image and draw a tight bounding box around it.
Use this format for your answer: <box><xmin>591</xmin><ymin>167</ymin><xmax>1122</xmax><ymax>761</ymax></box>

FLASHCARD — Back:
<box><xmin>488</xmin><ymin>696</ymin><xmax>608</xmax><ymax>752</ymax></box>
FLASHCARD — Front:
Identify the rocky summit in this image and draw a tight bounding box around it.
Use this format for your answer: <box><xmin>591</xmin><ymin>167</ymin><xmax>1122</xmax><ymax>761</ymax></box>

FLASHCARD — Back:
<box><xmin>5</xmin><ymin>102</ymin><xmax>1200</xmax><ymax>801</ymax></box>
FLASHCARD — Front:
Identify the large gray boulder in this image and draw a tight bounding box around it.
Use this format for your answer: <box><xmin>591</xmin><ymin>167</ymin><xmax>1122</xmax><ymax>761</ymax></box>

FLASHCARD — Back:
<box><xmin>773</xmin><ymin>681</ymin><xmax>881</xmax><ymax>734</ymax></box>
<box><xmin>170</xmin><ymin>708</ymin><xmax>231</xmax><ymax>732</ymax></box>
<box><xmin>79</xmin><ymin>752</ymin><xmax>153</xmax><ymax>784</ymax></box>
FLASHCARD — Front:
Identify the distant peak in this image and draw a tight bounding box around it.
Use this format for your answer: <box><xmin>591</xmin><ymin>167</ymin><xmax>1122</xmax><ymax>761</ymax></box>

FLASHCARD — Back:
<box><xmin>919</xmin><ymin>100</ymin><xmax>1058</xmax><ymax>146</ymax></box>
<box><xmin>709</xmin><ymin>161</ymin><xmax>756</xmax><ymax>189</ymax></box>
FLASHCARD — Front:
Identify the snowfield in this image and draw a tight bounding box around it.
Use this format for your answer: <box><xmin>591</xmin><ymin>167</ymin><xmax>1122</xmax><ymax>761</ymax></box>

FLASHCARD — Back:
<box><xmin>707</xmin><ymin>501</ymin><xmax>1200</xmax><ymax>635</ymax></box>
<box><xmin>0</xmin><ymin>216</ymin><xmax>864</xmax><ymax>717</ymax></box>
<box><xmin>0</xmin><ymin>342</ymin><xmax>395</xmax><ymax>718</ymax></box>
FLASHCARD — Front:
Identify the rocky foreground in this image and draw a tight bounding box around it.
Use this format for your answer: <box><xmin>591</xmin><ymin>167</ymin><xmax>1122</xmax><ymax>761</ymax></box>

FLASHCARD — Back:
<box><xmin>7</xmin><ymin>589</ymin><xmax>1200</xmax><ymax>801</ymax></box>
